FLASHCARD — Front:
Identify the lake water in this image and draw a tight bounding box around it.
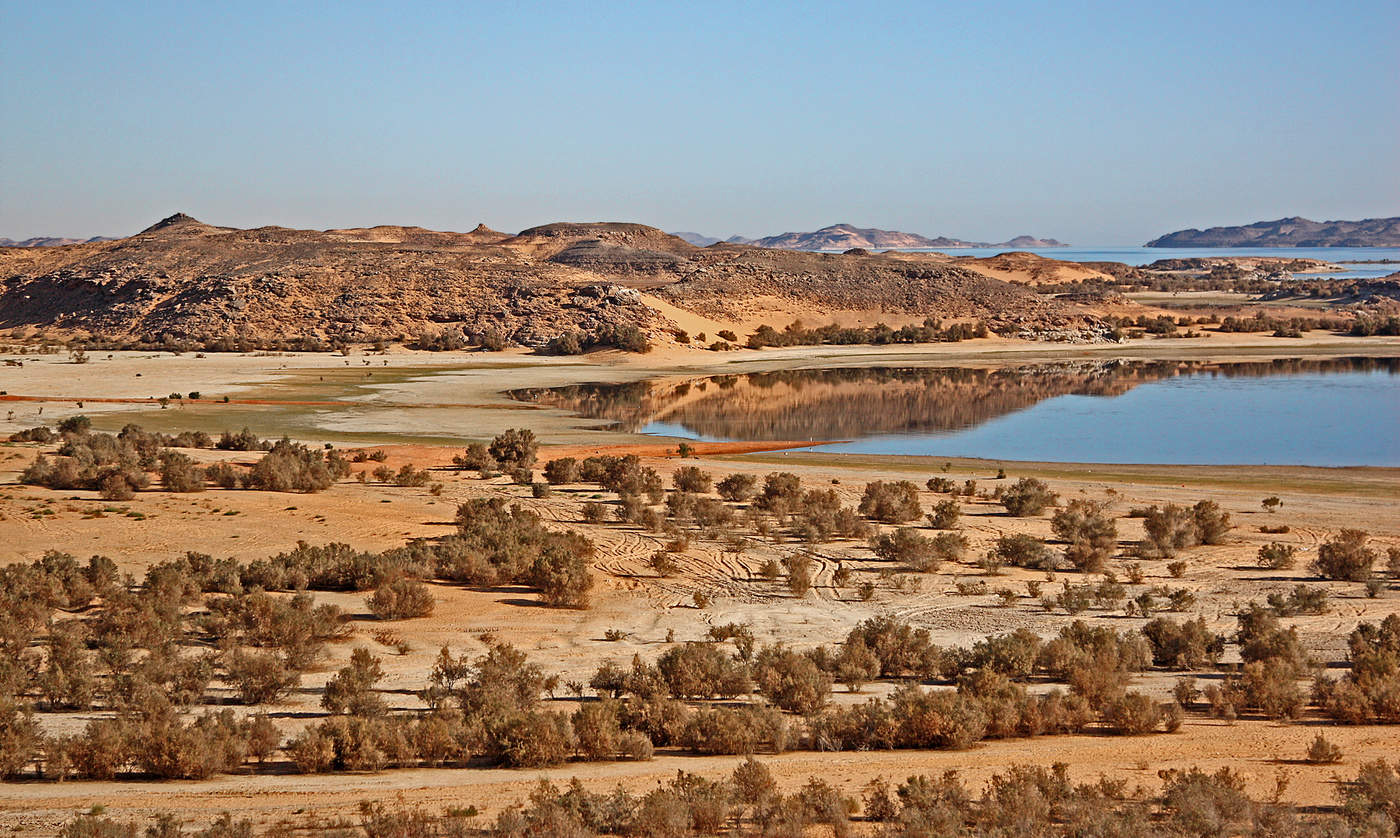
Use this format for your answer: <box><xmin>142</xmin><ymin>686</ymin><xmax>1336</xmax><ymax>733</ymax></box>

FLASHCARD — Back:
<box><xmin>900</xmin><ymin>246</ymin><xmax>1400</xmax><ymax>280</ymax></box>
<box><xmin>515</xmin><ymin>358</ymin><xmax>1400</xmax><ymax>466</ymax></box>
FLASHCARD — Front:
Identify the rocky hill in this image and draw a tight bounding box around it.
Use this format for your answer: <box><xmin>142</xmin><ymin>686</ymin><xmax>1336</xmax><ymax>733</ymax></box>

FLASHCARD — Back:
<box><xmin>702</xmin><ymin>224</ymin><xmax>1065</xmax><ymax>251</ymax></box>
<box><xmin>0</xmin><ymin>214</ymin><xmax>1089</xmax><ymax>347</ymax></box>
<box><xmin>1147</xmin><ymin>216</ymin><xmax>1400</xmax><ymax>247</ymax></box>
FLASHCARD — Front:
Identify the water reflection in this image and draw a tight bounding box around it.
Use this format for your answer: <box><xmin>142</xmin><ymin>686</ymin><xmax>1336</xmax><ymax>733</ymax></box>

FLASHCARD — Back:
<box><xmin>511</xmin><ymin>357</ymin><xmax>1400</xmax><ymax>444</ymax></box>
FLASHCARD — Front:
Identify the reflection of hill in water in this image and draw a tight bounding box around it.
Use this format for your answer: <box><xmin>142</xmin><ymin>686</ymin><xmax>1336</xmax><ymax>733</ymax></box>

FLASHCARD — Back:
<box><xmin>512</xmin><ymin>358</ymin><xmax>1399</xmax><ymax>441</ymax></box>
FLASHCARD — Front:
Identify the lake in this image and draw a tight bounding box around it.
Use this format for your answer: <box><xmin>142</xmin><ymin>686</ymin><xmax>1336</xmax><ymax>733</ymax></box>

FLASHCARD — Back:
<box><xmin>514</xmin><ymin>358</ymin><xmax>1400</xmax><ymax>467</ymax></box>
<box><xmin>899</xmin><ymin>246</ymin><xmax>1400</xmax><ymax>280</ymax></box>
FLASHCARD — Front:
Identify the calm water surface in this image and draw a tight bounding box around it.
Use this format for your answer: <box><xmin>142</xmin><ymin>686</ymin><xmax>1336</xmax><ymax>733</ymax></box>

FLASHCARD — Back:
<box><xmin>901</xmin><ymin>245</ymin><xmax>1400</xmax><ymax>280</ymax></box>
<box><xmin>516</xmin><ymin>359</ymin><xmax>1400</xmax><ymax>466</ymax></box>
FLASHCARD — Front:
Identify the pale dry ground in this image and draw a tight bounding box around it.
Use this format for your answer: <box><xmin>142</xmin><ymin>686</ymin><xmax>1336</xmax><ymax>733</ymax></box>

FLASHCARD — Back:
<box><xmin>0</xmin><ymin>333</ymin><xmax>1398</xmax><ymax>831</ymax></box>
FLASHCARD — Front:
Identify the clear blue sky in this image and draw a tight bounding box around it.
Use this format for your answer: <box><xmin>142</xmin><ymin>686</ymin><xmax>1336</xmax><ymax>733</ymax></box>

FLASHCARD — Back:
<box><xmin>2</xmin><ymin>0</ymin><xmax>1396</xmax><ymax>244</ymax></box>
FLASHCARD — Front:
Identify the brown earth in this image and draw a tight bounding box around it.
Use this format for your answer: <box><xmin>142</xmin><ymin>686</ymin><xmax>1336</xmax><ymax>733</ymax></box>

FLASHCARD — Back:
<box><xmin>0</xmin><ymin>215</ymin><xmax>1095</xmax><ymax>349</ymax></box>
<box><xmin>0</xmin><ymin>341</ymin><xmax>1398</xmax><ymax>832</ymax></box>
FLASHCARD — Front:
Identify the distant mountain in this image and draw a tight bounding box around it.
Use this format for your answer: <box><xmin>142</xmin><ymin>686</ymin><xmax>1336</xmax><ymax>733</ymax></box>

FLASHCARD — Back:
<box><xmin>0</xmin><ymin>235</ymin><xmax>114</xmax><ymax>247</ymax></box>
<box><xmin>678</xmin><ymin>224</ymin><xmax>1065</xmax><ymax>251</ymax></box>
<box><xmin>1147</xmin><ymin>216</ymin><xmax>1400</xmax><ymax>247</ymax></box>
<box><xmin>673</xmin><ymin>232</ymin><xmax>722</xmax><ymax>247</ymax></box>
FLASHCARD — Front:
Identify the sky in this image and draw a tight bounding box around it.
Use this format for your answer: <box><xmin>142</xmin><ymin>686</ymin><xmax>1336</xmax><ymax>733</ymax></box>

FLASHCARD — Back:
<box><xmin>2</xmin><ymin>0</ymin><xmax>1397</xmax><ymax>244</ymax></box>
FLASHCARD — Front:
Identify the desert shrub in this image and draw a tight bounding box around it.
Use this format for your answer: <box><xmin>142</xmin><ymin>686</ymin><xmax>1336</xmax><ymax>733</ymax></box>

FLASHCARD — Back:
<box><xmin>1312</xmin><ymin>529</ymin><xmax>1375</xmax><ymax>581</ymax></box>
<box><xmin>1266</xmin><ymin>584</ymin><xmax>1329</xmax><ymax>616</ymax></box>
<box><xmin>1256</xmin><ymin>541</ymin><xmax>1297</xmax><ymax>569</ymax></box>
<box><xmin>681</xmin><ymin>705</ymin><xmax>787</xmax><ymax>755</ymax></box>
<box><xmin>1103</xmin><ymin>691</ymin><xmax>1164</xmax><ymax>734</ymax></box>
<box><xmin>834</xmin><ymin>641</ymin><xmax>880</xmax><ymax>693</ymax></box>
<box><xmin>321</xmin><ymin>648</ymin><xmax>387</xmax><ymax>716</ymax></box>
<box><xmin>216</xmin><ymin>428</ymin><xmax>268</xmax><ymax>451</ymax></box>
<box><xmin>1051</xmin><ymin>499</ymin><xmax>1117</xmax><ymax>571</ymax></box>
<box><xmin>453</xmin><ymin>442</ymin><xmax>495</xmax><ymax>471</ymax></box>
<box><xmin>441</xmin><ymin>498</ymin><xmax>595</xmax><ymax>608</ymax></box>
<box><xmin>1314</xmin><ymin>615</ymin><xmax>1400</xmax><ymax>724</ymax></box>
<box><xmin>542</xmin><ymin>457</ymin><xmax>579</xmax><ymax>485</ymax></box>
<box><xmin>1338</xmin><ymin>760</ymin><xmax>1400</xmax><ymax>827</ymax></box>
<box><xmin>842</xmin><ymin>616</ymin><xmax>942</xmax><ymax>679</ymax></box>
<box><xmin>753</xmin><ymin>471</ymin><xmax>803</xmax><ymax>513</ymax></box>
<box><xmin>488</xmin><ymin>428</ymin><xmax>539</xmax><ymax>470</ymax></box>
<box><xmin>1142</xmin><ymin>504</ymin><xmax>1198</xmax><ymax>557</ymax></box>
<box><xmin>657</xmin><ymin>642</ymin><xmax>751</xmax><ymax>699</ymax></box>
<box><xmin>870</xmin><ymin>528</ymin><xmax>940</xmax><ymax>571</ymax></box>
<box><xmin>993</xmin><ymin>533</ymin><xmax>1051</xmax><ymax>569</ymax></box>
<box><xmin>927</xmin><ymin>499</ymin><xmax>960</xmax><ymax>529</ymax></box>
<box><xmin>159</xmin><ymin>450</ymin><xmax>205</xmax><ymax>492</ymax></box>
<box><xmin>0</xmin><ymin>700</ymin><xmax>41</xmax><ymax>779</ymax></box>
<box><xmin>716</xmin><ymin>473</ymin><xmax>757</xmax><ymax>502</ymax></box>
<box><xmin>204</xmin><ymin>462</ymin><xmax>240</xmax><ymax>489</ymax></box>
<box><xmin>957</xmin><ymin>628</ymin><xmax>1042</xmax><ymax>678</ymax></box>
<box><xmin>1305</xmin><ymin>732</ymin><xmax>1343</xmax><ymax>764</ymax></box>
<box><xmin>859</xmin><ymin>481</ymin><xmax>922</xmax><ymax>523</ymax></box>
<box><xmin>590</xmin><ymin>323</ymin><xmax>652</xmax><ymax>353</ymax></box>
<box><xmin>392</xmin><ymin>464</ymin><xmax>431</xmax><ymax>487</ymax></box>
<box><xmin>1000</xmin><ymin>478</ymin><xmax>1057</xmax><ymax>516</ymax></box>
<box><xmin>9</xmin><ymin>425</ymin><xmax>56</xmax><ymax>443</ymax></box>
<box><xmin>1192</xmin><ymin>500</ymin><xmax>1231</xmax><ymax>545</ymax></box>
<box><xmin>540</xmin><ymin>331</ymin><xmax>585</xmax><ymax>355</ymax></box>
<box><xmin>242</xmin><ymin>439</ymin><xmax>344</xmax><ymax>492</ymax></box>
<box><xmin>222</xmin><ymin>650</ymin><xmax>299</xmax><ymax>705</ymax></box>
<box><xmin>1142</xmin><ymin>617</ymin><xmax>1224</xmax><ymax>669</ymax></box>
<box><xmin>783</xmin><ymin>552</ymin><xmax>814</xmax><ymax>597</ymax></box>
<box><xmin>752</xmin><ymin>645</ymin><xmax>832</xmax><ymax>714</ymax></box>
<box><xmin>571</xmin><ymin>700</ymin><xmax>628</xmax><ymax>761</ymax></box>
<box><xmin>581</xmin><ymin>502</ymin><xmax>609</xmax><ymax>524</ymax></box>
<box><xmin>672</xmin><ymin>466</ymin><xmax>712</xmax><ymax>493</ymax></box>
<box><xmin>367</xmin><ymin>576</ymin><xmax>435</xmax><ymax>620</ymax></box>
<box><xmin>928</xmin><ymin>532</ymin><xmax>969</xmax><ymax>564</ymax></box>
<box><xmin>888</xmin><ymin>683</ymin><xmax>987</xmax><ymax>750</ymax></box>
<box><xmin>1037</xmin><ymin>621</ymin><xmax>1150</xmax><ymax>703</ymax></box>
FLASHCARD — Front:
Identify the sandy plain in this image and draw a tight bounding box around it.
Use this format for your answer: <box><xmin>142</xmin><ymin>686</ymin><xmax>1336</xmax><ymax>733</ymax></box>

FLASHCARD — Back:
<box><xmin>1</xmin><ymin>331</ymin><xmax>1398</xmax><ymax>832</ymax></box>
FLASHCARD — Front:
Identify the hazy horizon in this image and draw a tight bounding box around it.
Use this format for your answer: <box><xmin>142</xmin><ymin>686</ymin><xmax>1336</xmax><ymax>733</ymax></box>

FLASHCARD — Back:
<box><xmin>2</xmin><ymin>0</ymin><xmax>1396</xmax><ymax>244</ymax></box>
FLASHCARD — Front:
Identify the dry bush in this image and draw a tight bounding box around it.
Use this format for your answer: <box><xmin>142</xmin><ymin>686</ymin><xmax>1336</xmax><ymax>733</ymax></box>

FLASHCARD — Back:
<box><xmin>1305</xmin><ymin>732</ymin><xmax>1342</xmax><ymax>764</ymax></box>
<box><xmin>222</xmin><ymin>650</ymin><xmax>298</xmax><ymax>704</ymax></box>
<box><xmin>752</xmin><ymin>645</ymin><xmax>832</xmax><ymax>714</ymax></box>
<box><xmin>657</xmin><ymin>642</ymin><xmax>751</xmax><ymax>699</ymax></box>
<box><xmin>842</xmin><ymin>616</ymin><xmax>943</xmax><ymax>679</ymax></box>
<box><xmin>927</xmin><ymin>499</ymin><xmax>960</xmax><ymax>529</ymax></box>
<box><xmin>1102</xmin><ymin>691</ymin><xmax>1165</xmax><ymax>734</ymax></box>
<box><xmin>1000</xmin><ymin>477</ymin><xmax>1058</xmax><ymax>516</ymax></box>
<box><xmin>158</xmin><ymin>450</ymin><xmax>205</xmax><ymax>492</ymax></box>
<box><xmin>1312</xmin><ymin>529</ymin><xmax>1375</xmax><ymax>581</ymax></box>
<box><xmin>542</xmin><ymin>457</ymin><xmax>579</xmax><ymax>484</ymax></box>
<box><xmin>1051</xmin><ymin>499</ymin><xmax>1117</xmax><ymax>572</ymax></box>
<box><xmin>993</xmin><ymin>533</ymin><xmax>1051</xmax><ymax>570</ymax></box>
<box><xmin>367</xmin><ymin>576</ymin><xmax>435</xmax><ymax>620</ymax></box>
<box><xmin>870</xmin><ymin>528</ymin><xmax>941</xmax><ymax>571</ymax></box>
<box><xmin>930</xmin><ymin>532</ymin><xmax>970</xmax><ymax>563</ymax></box>
<box><xmin>716</xmin><ymin>473</ymin><xmax>757</xmax><ymax>502</ymax></box>
<box><xmin>1142</xmin><ymin>616</ymin><xmax>1224</xmax><ymax>669</ymax></box>
<box><xmin>682</xmin><ymin>705</ymin><xmax>788</xmax><ymax>755</ymax></box>
<box><xmin>1142</xmin><ymin>504</ymin><xmax>1198</xmax><ymax>557</ymax></box>
<box><xmin>672</xmin><ymin>466</ymin><xmax>712</xmax><ymax>493</ymax></box>
<box><xmin>487</xmin><ymin>428</ymin><xmax>539</xmax><ymax>470</ymax></box>
<box><xmin>321</xmin><ymin>648</ymin><xmax>387</xmax><ymax>716</ymax></box>
<box><xmin>242</xmin><ymin>439</ymin><xmax>346</xmax><ymax>492</ymax></box>
<box><xmin>858</xmin><ymin>480</ymin><xmax>922</xmax><ymax>523</ymax></box>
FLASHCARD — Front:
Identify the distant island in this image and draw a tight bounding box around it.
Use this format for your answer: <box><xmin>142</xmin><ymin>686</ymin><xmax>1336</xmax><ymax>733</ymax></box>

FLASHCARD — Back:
<box><xmin>0</xmin><ymin>235</ymin><xmax>114</xmax><ymax>247</ymax></box>
<box><xmin>674</xmin><ymin>224</ymin><xmax>1066</xmax><ymax>251</ymax></box>
<box><xmin>1146</xmin><ymin>216</ymin><xmax>1400</xmax><ymax>247</ymax></box>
